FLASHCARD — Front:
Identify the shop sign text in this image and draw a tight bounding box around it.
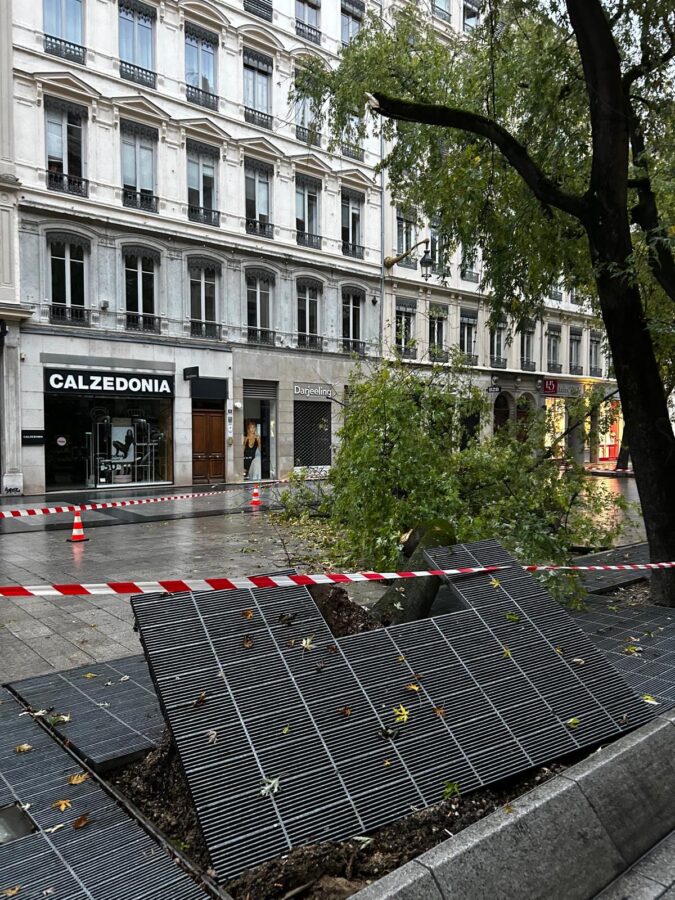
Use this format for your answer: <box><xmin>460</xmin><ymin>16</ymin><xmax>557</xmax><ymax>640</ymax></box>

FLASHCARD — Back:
<box><xmin>45</xmin><ymin>368</ymin><xmax>175</xmax><ymax>398</ymax></box>
<box><xmin>293</xmin><ymin>382</ymin><xmax>334</xmax><ymax>400</ymax></box>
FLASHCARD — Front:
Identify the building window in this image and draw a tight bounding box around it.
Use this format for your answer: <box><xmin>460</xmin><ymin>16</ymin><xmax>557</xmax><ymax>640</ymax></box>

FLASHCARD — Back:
<box><xmin>185</xmin><ymin>24</ymin><xmax>217</xmax><ymax>109</ymax></box>
<box><xmin>547</xmin><ymin>325</ymin><xmax>562</xmax><ymax>372</ymax></box>
<box><xmin>395</xmin><ymin>300</ymin><xmax>416</xmax><ymax>359</ymax></box>
<box><xmin>297</xmin><ymin>280</ymin><xmax>321</xmax><ymax>350</ymax></box>
<box><xmin>245</xmin><ymin>160</ymin><xmax>273</xmax><ymax>238</ymax></box>
<box><xmin>244</xmin><ymin>49</ymin><xmax>273</xmax><ymax>130</ymax></box>
<box><xmin>295</xmin><ymin>80</ymin><xmax>319</xmax><ymax>146</ymax></box>
<box><xmin>244</xmin><ymin>0</ymin><xmax>273</xmax><ymax>21</ymax></box>
<box><xmin>341</xmin><ymin>190</ymin><xmax>364</xmax><ymax>258</ymax></box>
<box><xmin>460</xmin><ymin>308</ymin><xmax>478</xmax><ymax>363</ymax></box>
<box><xmin>433</xmin><ymin>0</ymin><xmax>451</xmax><ymax>22</ymax></box>
<box><xmin>341</xmin><ymin>0</ymin><xmax>363</xmax><ymax>45</ymax></box>
<box><xmin>569</xmin><ymin>328</ymin><xmax>583</xmax><ymax>374</ymax></box>
<box><xmin>43</xmin><ymin>0</ymin><xmax>85</xmax><ymax>63</ymax></box>
<box><xmin>121</xmin><ymin>120</ymin><xmax>158</xmax><ymax>212</ymax></box>
<box><xmin>119</xmin><ymin>1</ymin><xmax>156</xmax><ymax>87</ymax></box>
<box><xmin>296</xmin><ymin>0</ymin><xmax>320</xmax><ymax>43</ymax></box>
<box><xmin>396</xmin><ymin>208</ymin><xmax>417</xmax><ymax>268</ymax></box>
<box><xmin>296</xmin><ymin>175</ymin><xmax>321</xmax><ymax>249</ymax></box>
<box><xmin>189</xmin><ymin>258</ymin><xmax>220</xmax><ymax>339</ymax></box>
<box><xmin>590</xmin><ymin>333</ymin><xmax>602</xmax><ymax>376</ymax></box>
<box><xmin>549</xmin><ymin>282</ymin><xmax>563</xmax><ymax>302</ymax></box>
<box><xmin>45</xmin><ymin>98</ymin><xmax>88</xmax><ymax>196</ymax></box>
<box><xmin>430</xmin><ymin>223</ymin><xmax>445</xmax><ymax>273</ymax></box>
<box><xmin>246</xmin><ymin>270</ymin><xmax>275</xmax><ymax>344</ymax></box>
<box><xmin>490</xmin><ymin>320</ymin><xmax>507</xmax><ymax>367</ymax></box>
<box><xmin>124</xmin><ymin>248</ymin><xmax>158</xmax><ymax>333</ymax></box>
<box><xmin>429</xmin><ymin>305</ymin><xmax>448</xmax><ymax>361</ymax></box>
<box><xmin>48</xmin><ymin>234</ymin><xmax>88</xmax><ymax>324</ymax></box>
<box><xmin>341</xmin><ymin>114</ymin><xmax>364</xmax><ymax>160</ymax></box>
<box><xmin>463</xmin><ymin>1</ymin><xmax>479</xmax><ymax>31</ymax></box>
<box><xmin>460</xmin><ymin>245</ymin><xmax>479</xmax><ymax>282</ymax></box>
<box><xmin>520</xmin><ymin>323</ymin><xmax>535</xmax><ymax>370</ymax></box>
<box><xmin>342</xmin><ymin>289</ymin><xmax>364</xmax><ymax>354</ymax></box>
<box><xmin>187</xmin><ymin>140</ymin><xmax>219</xmax><ymax>226</ymax></box>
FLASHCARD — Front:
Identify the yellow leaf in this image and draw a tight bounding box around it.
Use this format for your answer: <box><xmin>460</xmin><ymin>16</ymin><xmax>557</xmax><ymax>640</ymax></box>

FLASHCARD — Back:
<box><xmin>338</xmin><ymin>706</ymin><xmax>352</xmax><ymax>717</ymax></box>
<box><xmin>433</xmin><ymin>706</ymin><xmax>446</xmax><ymax>718</ymax></box>
<box><xmin>51</xmin><ymin>799</ymin><xmax>72</xmax><ymax>812</ymax></box>
<box><xmin>82</xmin><ymin>673</ymin><xmax>98</xmax><ymax>679</ymax></box>
<box><xmin>2</xmin><ymin>887</ymin><xmax>21</xmax><ymax>897</ymax></box>
<box><xmin>44</xmin><ymin>824</ymin><xmax>64</xmax><ymax>834</ymax></box>
<box><xmin>624</xmin><ymin>645</ymin><xmax>641</xmax><ymax>656</ymax></box>
<box><xmin>14</xmin><ymin>744</ymin><xmax>32</xmax><ymax>753</ymax></box>
<box><xmin>566</xmin><ymin>717</ymin><xmax>581</xmax><ymax>729</ymax></box>
<box><xmin>301</xmin><ymin>635</ymin><xmax>315</xmax><ymax>651</ymax></box>
<box><xmin>397</xmin><ymin>655</ymin><xmax>406</xmax><ymax>662</ymax></box>
<box><xmin>642</xmin><ymin>694</ymin><xmax>659</xmax><ymax>705</ymax></box>
<box><xmin>193</xmin><ymin>691</ymin><xmax>207</xmax><ymax>707</ymax></box>
<box><xmin>241</xmin><ymin>609</ymin><xmax>254</xmax><ymax>620</ymax></box>
<box><xmin>67</xmin><ymin>773</ymin><xmax>89</xmax><ymax>786</ymax></box>
<box><xmin>383</xmin><ymin>759</ymin><xmax>392</xmax><ymax>767</ymax></box>
<box><xmin>281</xmin><ymin>725</ymin><xmax>290</xmax><ymax>735</ymax></box>
<box><xmin>502</xmin><ymin>646</ymin><xmax>512</xmax><ymax>660</ymax></box>
<box><xmin>405</xmin><ymin>682</ymin><xmax>421</xmax><ymax>693</ymax></box>
<box><xmin>554</xmin><ymin>646</ymin><xmax>564</xmax><ymax>656</ymax></box>
<box><xmin>490</xmin><ymin>577</ymin><xmax>501</xmax><ymax>588</ymax></box>
<box><xmin>393</xmin><ymin>704</ymin><xmax>409</xmax><ymax>724</ymax></box>
<box><xmin>503</xmin><ymin>803</ymin><xmax>514</xmax><ymax>814</ymax></box>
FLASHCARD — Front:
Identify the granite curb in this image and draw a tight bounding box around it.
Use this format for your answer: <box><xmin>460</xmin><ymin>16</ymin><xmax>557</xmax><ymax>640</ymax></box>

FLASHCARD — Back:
<box><xmin>353</xmin><ymin>710</ymin><xmax>675</xmax><ymax>900</ymax></box>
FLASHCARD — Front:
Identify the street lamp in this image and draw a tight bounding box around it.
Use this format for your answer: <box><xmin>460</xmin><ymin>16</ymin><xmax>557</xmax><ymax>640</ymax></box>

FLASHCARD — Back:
<box><xmin>419</xmin><ymin>244</ymin><xmax>434</xmax><ymax>281</ymax></box>
<box><xmin>384</xmin><ymin>238</ymin><xmax>433</xmax><ymax>279</ymax></box>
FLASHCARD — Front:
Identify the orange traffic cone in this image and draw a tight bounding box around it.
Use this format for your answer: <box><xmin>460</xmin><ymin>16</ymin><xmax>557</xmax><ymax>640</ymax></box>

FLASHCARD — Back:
<box><xmin>67</xmin><ymin>510</ymin><xmax>89</xmax><ymax>543</ymax></box>
<box><xmin>250</xmin><ymin>484</ymin><xmax>262</xmax><ymax>508</ymax></box>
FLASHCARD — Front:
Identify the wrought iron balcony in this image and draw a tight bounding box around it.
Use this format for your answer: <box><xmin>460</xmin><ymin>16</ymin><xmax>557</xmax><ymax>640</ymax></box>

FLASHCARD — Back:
<box><xmin>549</xmin><ymin>289</ymin><xmax>563</xmax><ymax>302</ymax></box>
<box><xmin>191</xmin><ymin>320</ymin><xmax>221</xmax><ymax>340</ymax></box>
<box><xmin>247</xmin><ymin>326</ymin><xmax>275</xmax><ymax>346</ymax></box>
<box><xmin>189</xmin><ymin>206</ymin><xmax>220</xmax><ymax>227</ymax></box>
<box><xmin>433</xmin><ymin>4</ymin><xmax>451</xmax><ymax>21</ymax></box>
<box><xmin>569</xmin><ymin>364</ymin><xmax>584</xmax><ymax>375</ymax></box>
<box><xmin>342</xmin><ymin>241</ymin><xmax>364</xmax><ymax>259</ymax></box>
<box><xmin>244</xmin><ymin>0</ymin><xmax>272</xmax><ymax>21</ymax></box>
<box><xmin>341</xmin><ymin>143</ymin><xmax>364</xmax><ymax>161</ymax></box>
<box><xmin>547</xmin><ymin>361</ymin><xmax>563</xmax><ymax>373</ymax></box>
<box><xmin>246</xmin><ymin>219</ymin><xmax>274</xmax><ymax>239</ymax></box>
<box><xmin>491</xmin><ymin>356</ymin><xmax>507</xmax><ymax>368</ymax></box>
<box><xmin>521</xmin><ymin>358</ymin><xmax>536</xmax><ymax>371</ymax></box>
<box><xmin>44</xmin><ymin>34</ymin><xmax>86</xmax><ymax>65</ymax></box>
<box><xmin>296</xmin><ymin>125</ymin><xmax>321</xmax><ymax>147</ymax></box>
<box><xmin>342</xmin><ymin>338</ymin><xmax>366</xmax><ymax>356</ymax></box>
<box><xmin>398</xmin><ymin>346</ymin><xmax>417</xmax><ymax>360</ymax></box>
<box><xmin>590</xmin><ymin>366</ymin><xmax>603</xmax><ymax>378</ymax></box>
<box><xmin>245</xmin><ymin>107</ymin><xmax>273</xmax><ymax>130</ymax></box>
<box><xmin>120</xmin><ymin>60</ymin><xmax>156</xmax><ymax>88</ymax></box>
<box><xmin>297</xmin><ymin>231</ymin><xmax>322</xmax><ymax>250</ymax></box>
<box><xmin>461</xmin><ymin>268</ymin><xmax>480</xmax><ymax>283</ymax></box>
<box><xmin>186</xmin><ymin>84</ymin><xmax>218</xmax><ymax>110</ymax></box>
<box><xmin>462</xmin><ymin>353</ymin><xmax>478</xmax><ymax>366</ymax></box>
<box><xmin>296</xmin><ymin>20</ymin><xmax>321</xmax><ymax>44</ymax></box>
<box><xmin>397</xmin><ymin>255</ymin><xmax>417</xmax><ymax>269</ymax></box>
<box><xmin>47</xmin><ymin>171</ymin><xmax>89</xmax><ymax>197</ymax></box>
<box><xmin>123</xmin><ymin>189</ymin><xmax>158</xmax><ymax>213</ymax></box>
<box><xmin>296</xmin><ymin>333</ymin><xmax>323</xmax><ymax>351</ymax></box>
<box><xmin>49</xmin><ymin>304</ymin><xmax>89</xmax><ymax>326</ymax></box>
<box><xmin>430</xmin><ymin>347</ymin><xmax>449</xmax><ymax>362</ymax></box>
<box><xmin>125</xmin><ymin>312</ymin><xmax>160</xmax><ymax>334</ymax></box>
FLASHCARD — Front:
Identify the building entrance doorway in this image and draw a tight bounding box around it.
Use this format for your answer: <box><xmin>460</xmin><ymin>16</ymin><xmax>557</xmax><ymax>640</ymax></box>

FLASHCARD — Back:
<box><xmin>192</xmin><ymin>404</ymin><xmax>225</xmax><ymax>483</ymax></box>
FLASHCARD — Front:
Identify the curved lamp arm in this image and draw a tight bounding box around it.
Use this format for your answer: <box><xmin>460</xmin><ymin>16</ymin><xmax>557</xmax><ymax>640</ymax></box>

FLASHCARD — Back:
<box><xmin>384</xmin><ymin>238</ymin><xmax>430</xmax><ymax>269</ymax></box>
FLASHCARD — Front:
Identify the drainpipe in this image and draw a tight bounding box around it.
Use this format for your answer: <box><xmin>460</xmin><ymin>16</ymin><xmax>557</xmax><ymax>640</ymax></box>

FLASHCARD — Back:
<box><xmin>378</xmin><ymin>2</ymin><xmax>386</xmax><ymax>356</ymax></box>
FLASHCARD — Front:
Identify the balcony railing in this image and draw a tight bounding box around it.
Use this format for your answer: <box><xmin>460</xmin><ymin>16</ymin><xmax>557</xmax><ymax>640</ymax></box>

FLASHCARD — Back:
<box><xmin>342</xmin><ymin>338</ymin><xmax>366</xmax><ymax>356</ymax></box>
<box><xmin>341</xmin><ymin>143</ymin><xmax>364</xmax><ymax>161</ymax></box>
<box><xmin>569</xmin><ymin>364</ymin><xmax>584</xmax><ymax>375</ymax></box>
<box><xmin>191</xmin><ymin>320</ymin><xmax>222</xmax><ymax>340</ymax></box>
<box><xmin>430</xmin><ymin>347</ymin><xmax>449</xmax><ymax>362</ymax></box>
<box><xmin>123</xmin><ymin>189</ymin><xmax>158</xmax><ymax>213</ymax></box>
<box><xmin>189</xmin><ymin>206</ymin><xmax>220</xmax><ymax>227</ymax></box>
<box><xmin>433</xmin><ymin>4</ymin><xmax>451</xmax><ymax>21</ymax></box>
<box><xmin>521</xmin><ymin>358</ymin><xmax>536</xmax><ymax>371</ymax></box>
<box><xmin>244</xmin><ymin>0</ymin><xmax>272</xmax><ymax>21</ymax></box>
<box><xmin>297</xmin><ymin>231</ymin><xmax>322</xmax><ymax>250</ymax></box>
<box><xmin>49</xmin><ymin>304</ymin><xmax>89</xmax><ymax>326</ymax></box>
<box><xmin>44</xmin><ymin>34</ymin><xmax>86</xmax><ymax>65</ymax></box>
<box><xmin>246</xmin><ymin>219</ymin><xmax>274</xmax><ymax>239</ymax></box>
<box><xmin>247</xmin><ymin>326</ymin><xmax>275</xmax><ymax>346</ymax></box>
<box><xmin>296</xmin><ymin>20</ymin><xmax>321</xmax><ymax>44</ymax></box>
<box><xmin>120</xmin><ymin>60</ymin><xmax>156</xmax><ymax>88</ymax></box>
<box><xmin>186</xmin><ymin>84</ymin><xmax>218</xmax><ymax>110</ymax></box>
<box><xmin>462</xmin><ymin>353</ymin><xmax>478</xmax><ymax>366</ymax></box>
<box><xmin>342</xmin><ymin>241</ymin><xmax>365</xmax><ymax>259</ymax></box>
<box><xmin>397</xmin><ymin>256</ymin><xmax>417</xmax><ymax>269</ymax></box>
<box><xmin>491</xmin><ymin>356</ymin><xmax>507</xmax><ymax>368</ymax></box>
<box><xmin>47</xmin><ymin>171</ymin><xmax>89</xmax><ymax>197</ymax></box>
<box><xmin>547</xmin><ymin>361</ymin><xmax>563</xmax><ymax>373</ymax></box>
<box><xmin>398</xmin><ymin>346</ymin><xmax>417</xmax><ymax>360</ymax></box>
<box><xmin>461</xmin><ymin>268</ymin><xmax>480</xmax><ymax>283</ymax></box>
<box><xmin>296</xmin><ymin>333</ymin><xmax>323</xmax><ymax>351</ymax></box>
<box><xmin>245</xmin><ymin>107</ymin><xmax>273</xmax><ymax>130</ymax></box>
<box><xmin>296</xmin><ymin>125</ymin><xmax>321</xmax><ymax>147</ymax></box>
<box><xmin>125</xmin><ymin>312</ymin><xmax>160</xmax><ymax>334</ymax></box>
<box><xmin>590</xmin><ymin>366</ymin><xmax>603</xmax><ymax>378</ymax></box>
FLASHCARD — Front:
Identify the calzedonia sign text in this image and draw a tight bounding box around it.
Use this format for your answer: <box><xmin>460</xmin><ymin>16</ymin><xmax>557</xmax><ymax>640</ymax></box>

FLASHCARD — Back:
<box><xmin>44</xmin><ymin>368</ymin><xmax>175</xmax><ymax>398</ymax></box>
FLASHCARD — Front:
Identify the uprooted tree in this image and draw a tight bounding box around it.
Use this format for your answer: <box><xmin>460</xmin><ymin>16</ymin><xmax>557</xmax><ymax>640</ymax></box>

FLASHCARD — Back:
<box><xmin>297</xmin><ymin>0</ymin><xmax>675</xmax><ymax>606</ymax></box>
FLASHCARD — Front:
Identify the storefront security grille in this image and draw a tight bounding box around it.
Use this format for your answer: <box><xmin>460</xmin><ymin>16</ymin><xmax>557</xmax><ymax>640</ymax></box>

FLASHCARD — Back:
<box><xmin>294</xmin><ymin>400</ymin><xmax>331</xmax><ymax>467</ymax></box>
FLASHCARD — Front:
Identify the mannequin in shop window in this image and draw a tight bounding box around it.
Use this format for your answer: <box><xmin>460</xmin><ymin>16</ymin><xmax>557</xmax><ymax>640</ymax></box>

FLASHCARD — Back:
<box><xmin>243</xmin><ymin>419</ymin><xmax>262</xmax><ymax>481</ymax></box>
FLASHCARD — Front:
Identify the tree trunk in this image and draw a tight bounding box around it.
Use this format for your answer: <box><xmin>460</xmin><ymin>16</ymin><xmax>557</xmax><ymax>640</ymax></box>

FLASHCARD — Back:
<box><xmin>615</xmin><ymin>440</ymin><xmax>630</xmax><ymax>471</ymax></box>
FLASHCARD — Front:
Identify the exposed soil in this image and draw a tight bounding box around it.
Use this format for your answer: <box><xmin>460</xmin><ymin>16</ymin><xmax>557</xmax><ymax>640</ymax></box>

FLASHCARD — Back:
<box><xmin>108</xmin><ymin>581</ymin><xmax>634</xmax><ymax>900</ymax></box>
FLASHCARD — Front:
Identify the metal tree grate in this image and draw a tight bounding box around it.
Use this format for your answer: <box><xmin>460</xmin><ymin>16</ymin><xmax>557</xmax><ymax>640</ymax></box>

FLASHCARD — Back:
<box><xmin>132</xmin><ymin>544</ymin><xmax>652</xmax><ymax>881</ymax></box>
<box><xmin>9</xmin><ymin>655</ymin><xmax>163</xmax><ymax>771</ymax></box>
<box><xmin>0</xmin><ymin>688</ymin><xmax>209</xmax><ymax>899</ymax></box>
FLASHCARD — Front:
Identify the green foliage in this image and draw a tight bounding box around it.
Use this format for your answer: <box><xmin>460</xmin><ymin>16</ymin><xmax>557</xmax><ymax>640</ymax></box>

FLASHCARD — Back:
<box><xmin>277</xmin><ymin>468</ymin><xmax>326</xmax><ymax>521</ymax></box>
<box><xmin>326</xmin><ymin>360</ymin><xmax>624</xmax><ymax>596</ymax></box>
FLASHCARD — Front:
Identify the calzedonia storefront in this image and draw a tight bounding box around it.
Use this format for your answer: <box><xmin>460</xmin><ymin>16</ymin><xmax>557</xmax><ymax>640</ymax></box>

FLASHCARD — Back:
<box><xmin>44</xmin><ymin>368</ymin><xmax>174</xmax><ymax>490</ymax></box>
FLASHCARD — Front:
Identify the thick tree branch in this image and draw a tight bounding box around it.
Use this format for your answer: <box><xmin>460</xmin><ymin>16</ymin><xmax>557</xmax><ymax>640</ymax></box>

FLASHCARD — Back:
<box><xmin>368</xmin><ymin>93</ymin><xmax>588</xmax><ymax>221</ymax></box>
<box><xmin>623</xmin><ymin>19</ymin><xmax>675</xmax><ymax>90</ymax></box>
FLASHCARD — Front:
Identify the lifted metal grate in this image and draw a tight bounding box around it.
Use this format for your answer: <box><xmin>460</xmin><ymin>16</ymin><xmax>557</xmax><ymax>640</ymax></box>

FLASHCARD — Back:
<box><xmin>132</xmin><ymin>544</ymin><xmax>652</xmax><ymax>880</ymax></box>
<box><xmin>10</xmin><ymin>655</ymin><xmax>163</xmax><ymax>771</ymax></box>
<box><xmin>0</xmin><ymin>688</ymin><xmax>210</xmax><ymax>899</ymax></box>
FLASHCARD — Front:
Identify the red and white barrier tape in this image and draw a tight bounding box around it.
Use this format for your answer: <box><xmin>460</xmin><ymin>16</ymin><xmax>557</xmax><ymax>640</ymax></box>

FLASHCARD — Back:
<box><xmin>1</xmin><ymin>561</ymin><xmax>674</xmax><ymax>598</ymax></box>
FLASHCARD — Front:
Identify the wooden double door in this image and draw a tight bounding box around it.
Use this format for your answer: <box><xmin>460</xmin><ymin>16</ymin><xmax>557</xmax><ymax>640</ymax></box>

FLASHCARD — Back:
<box><xmin>192</xmin><ymin>408</ymin><xmax>225</xmax><ymax>483</ymax></box>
